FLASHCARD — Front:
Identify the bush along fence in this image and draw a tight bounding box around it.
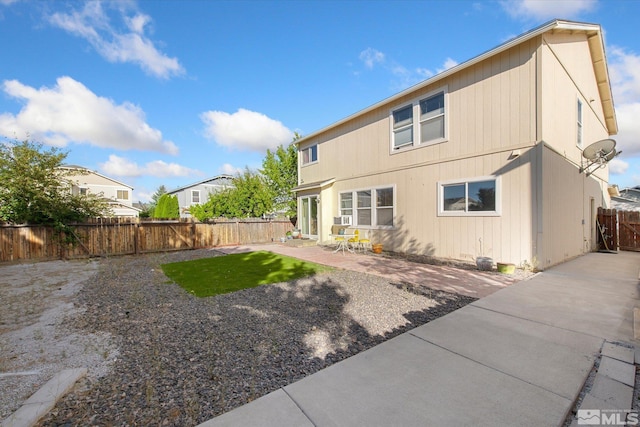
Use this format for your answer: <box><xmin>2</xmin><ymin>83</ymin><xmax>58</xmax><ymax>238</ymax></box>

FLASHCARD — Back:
<box><xmin>0</xmin><ymin>218</ymin><xmax>295</xmax><ymax>263</ymax></box>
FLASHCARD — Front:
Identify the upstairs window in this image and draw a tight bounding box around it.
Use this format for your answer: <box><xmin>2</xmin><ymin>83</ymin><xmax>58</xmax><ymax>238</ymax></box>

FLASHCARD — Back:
<box><xmin>79</xmin><ymin>188</ymin><xmax>88</xmax><ymax>196</ymax></box>
<box><xmin>577</xmin><ymin>98</ymin><xmax>583</xmax><ymax>148</ymax></box>
<box><xmin>420</xmin><ymin>91</ymin><xmax>445</xmax><ymax>143</ymax></box>
<box><xmin>391</xmin><ymin>87</ymin><xmax>447</xmax><ymax>152</ymax></box>
<box><xmin>392</xmin><ymin>105</ymin><xmax>413</xmax><ymax>149</ymax></box>
<box><xmin>117</xmin><ymin>190</ymin><xmax>129</xmax><ymax>200</ymax></box>
<box><xmin>191</xmin><ymin>190</ymin><xmax>200</xmax><ymax>204</ymax></box>
<box><xmin>301</xmin><ymin>144</ymin><xmax>318</xmax><ymax>165</ymax></box>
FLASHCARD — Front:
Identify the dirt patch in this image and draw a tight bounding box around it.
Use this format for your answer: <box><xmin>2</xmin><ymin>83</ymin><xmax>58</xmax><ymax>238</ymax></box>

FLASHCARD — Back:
<box><xmin>0</xmin><ymin>259</ymin><xmax>119</xmax><ymax>420</ymax></box>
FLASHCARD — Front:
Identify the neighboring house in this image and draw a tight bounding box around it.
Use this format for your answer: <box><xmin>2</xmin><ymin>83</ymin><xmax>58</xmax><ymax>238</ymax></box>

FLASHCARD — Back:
<box><xmin>294</xmin><ymin>19</ymin><xmax>617</xmax><ymax>270</ymax></box>
<box><xmin>610</xmin><ymin>186</ymin><xmax>640</xmax><ymax>212</ymax></box>
<box><xmin>62</xmin><ymin>165</ymin><xmax>141</xmax><ymax>217</ymax></box>
<box><xmin>167</xmin><ymin>175</ymin><xmax>233</xmax><ymax>218</ymax></box>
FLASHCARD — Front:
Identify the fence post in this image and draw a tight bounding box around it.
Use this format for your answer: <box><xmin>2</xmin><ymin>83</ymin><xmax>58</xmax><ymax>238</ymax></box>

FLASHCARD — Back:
<box><xmin>134</xmin><ymin>220</ymin><xmax>140</xmax><ymax>255</ymax></box>
<box><xmin>191</xmin><ymin>219</ymin><xmax>197</xmax><ymax>249</ymax></box>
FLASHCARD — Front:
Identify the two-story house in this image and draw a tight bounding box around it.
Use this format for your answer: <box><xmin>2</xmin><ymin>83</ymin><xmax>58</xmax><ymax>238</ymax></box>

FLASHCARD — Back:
<box><xmin>168</xmin><ymin>175</ymin><xmax>233</xmax><ymax>218</ymax></box>
<box><xmin>62</xmin><ymin>165</ymin><xmax>141</xmax><ymax>217</ymax></box>
<box><xmin>294</xmin><ymin>19</ymin><xmax>617</xmax><ymax>270</ymax></box>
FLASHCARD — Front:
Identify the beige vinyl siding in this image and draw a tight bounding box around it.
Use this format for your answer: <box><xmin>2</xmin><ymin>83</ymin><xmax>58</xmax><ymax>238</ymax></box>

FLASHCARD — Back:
<box><xmin>326</xmin><ymin>147</ymin><xmax>535</xmax><ymax>265</ymax></box>
<box><xmin>540</xmin><ymin>31</ymin><xmax>611</xmax><ymax>164</ymax></box>
<box><xmin>538</xmin><ymin>145</ymin><xmax>608</xmax><ymax>269</ymax></box>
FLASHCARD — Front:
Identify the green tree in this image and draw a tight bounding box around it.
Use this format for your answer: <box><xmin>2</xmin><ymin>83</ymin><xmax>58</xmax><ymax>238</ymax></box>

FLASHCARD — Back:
<box><xmin>261</xmin><ymin>133</ymin><xmax>300</xmax><ymax>218</ymax></box>
<box><xmin>142</xmin><ymin>185</ymin><xmax>168</xmax><ymax>217</ymax></box>
<box><xmin>191</xmin><ymin>169</ymin><xmax>272</xmax><ymax>220</ymax></box>
<box><xmin>153</xmin><ymin>193</ymin><xmax>179</xmax><ymax>219</ymax></box>
<box><xmin>0</xmin><ymin>139</ymin><xmax>111</xmax><ymax>227</ymax></box>
<box><xmin>151</xmin><ymin>185</ymin><xmax>167</xmax><ymax>206</ymax></box>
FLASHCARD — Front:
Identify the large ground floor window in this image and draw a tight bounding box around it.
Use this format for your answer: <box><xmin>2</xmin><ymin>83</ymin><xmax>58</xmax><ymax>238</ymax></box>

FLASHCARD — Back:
<box><xmin>438</xmin><ymin>177</ymin><xmax>500</xmax><ymax>216</ymax></box>
<box><xmin>339</xmin><ymin>186</ymin><xmax>395</xmax><ymax>227</ymax></box>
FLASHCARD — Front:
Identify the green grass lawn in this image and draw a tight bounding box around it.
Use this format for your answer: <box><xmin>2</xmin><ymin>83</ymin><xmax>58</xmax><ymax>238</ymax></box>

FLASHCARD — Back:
<box><xmin>161</xmin><ymin>250</ymin><xmax>333</xmax><ymax>297</ymax></box>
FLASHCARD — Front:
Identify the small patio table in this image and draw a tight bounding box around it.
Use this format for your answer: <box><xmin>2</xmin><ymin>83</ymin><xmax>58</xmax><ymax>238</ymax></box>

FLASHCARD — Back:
<box><xmin>329</xmin><ymin>233</ymin><xmax>356</xmax><ymax>254</ymax></box>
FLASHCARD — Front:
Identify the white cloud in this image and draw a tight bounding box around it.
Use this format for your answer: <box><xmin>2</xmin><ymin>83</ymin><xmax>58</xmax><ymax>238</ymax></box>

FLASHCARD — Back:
<box><xmin>608</xmin><ymin>47</ymin><xmax>640</xmax><ymax>157</ymax></box>
<box><xmin>99</xmin><ymin>154</ymin><xmax>201</xmax><ymax>178</ymax></box>
<box><xmin>609</xmin><ymin>158</ymin><xmax>628</xmax><ymax>175</ymax></box>
<box><xmin>437</xmin><ymin>57</ymin><xmax>459</xmax><ymax>73</ymax></box>
<box><xmin>0</xmin><ymin>77</ymin><xmax>178</xmax><ymax>154</ymax></box>
<box><xmin>500</xmin><ymin>0</ymin><xmax>597</xmax><ymax>20</ymax></box>
<box><xmin>609</xmin><ymin>47</ymin><xmax>640</xmax><ymax>105</ymax></box>
<box><xmin>49</xmin><ymin>1</ymin><xmax>184</xmax><ymax>79</ymax></box>
<box><xmin>390</xmin><ymin>58</ymin><xmax>458</xmax><ymax>91</ymax></box>
<box><xmin>357</xmin><ymin>47</ymin><xmax>456</xmax><ymax>91</ymax></box>
<box><xmin>219</xmin><ymin>163</ymin><xmax>243</xmax><ymax>176</ymax></box>
<box><xmin>359</xmin><ymin>48</ymin><xmax>385</xmax><ymax>69</ymax></box>
<box><xmin>614</xmin><ymin>102</ymin><xmax>640</xmax><ymax>156</ymax></box>
<box><xmin>200</xmin><ymin>108</ymin><xmax>294</xmax><ymax>153</ymax></box>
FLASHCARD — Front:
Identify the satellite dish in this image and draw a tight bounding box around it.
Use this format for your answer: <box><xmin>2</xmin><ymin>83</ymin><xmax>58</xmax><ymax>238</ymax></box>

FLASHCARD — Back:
<box><xmin>603</xmin><ymin>148</ymin><xmax>618</xmax><ymax>162</ymax></box>
<box><xmin>582</xmin><ymin>138</ymin><xmax>616</xmax><ymax>160</ymax></box>
<box><xmin>580</xmin><ymin>138</ymin><xmax>619</xmax><ymax>176</ymax></box>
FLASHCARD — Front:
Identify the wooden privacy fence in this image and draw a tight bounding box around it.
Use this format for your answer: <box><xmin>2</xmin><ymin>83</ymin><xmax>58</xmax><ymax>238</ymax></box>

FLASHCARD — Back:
<box><xmin>597</xmin><ymin>207</ymin><xmax>640</xmax><ymax>252</ymax></box>
<box><xmin>0</xmin><ymin>218</ymin><xmax>294</xmax><ymax>263</ymax></box>
<box><xmin>597</xmin><ymin>208</ymin><xmax>618</xmax><ymax>251</ymax></box>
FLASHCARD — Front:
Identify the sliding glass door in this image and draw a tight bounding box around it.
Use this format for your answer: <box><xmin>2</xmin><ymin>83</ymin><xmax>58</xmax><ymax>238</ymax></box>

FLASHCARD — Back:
<box><xmin>299</xmin><ymin>196</ymin><xmax>318</xmax><ymax>238</ymax></box>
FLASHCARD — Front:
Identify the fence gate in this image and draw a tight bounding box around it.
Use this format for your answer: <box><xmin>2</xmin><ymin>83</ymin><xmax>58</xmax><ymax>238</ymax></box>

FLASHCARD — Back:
<box><xmin>597</xmin><ymin>208</ymin><xmax>617</xmax><ymax>251</ymax></box>
<box><xmin>596</xmin><ymin>208</ymin><xmax>640</xmax><ymax>252</ymax></box>
<box><xmin>618</xmin><ymin>210</ymin><xmax>640</xmax><ymax>252</ymax></box>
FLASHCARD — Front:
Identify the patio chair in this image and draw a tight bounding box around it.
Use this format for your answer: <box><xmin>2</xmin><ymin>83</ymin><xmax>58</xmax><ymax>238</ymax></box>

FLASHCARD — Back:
<box><xmin>358</xmin><ymin>230</ymin><xmax>372</xmax><ymax>252</ymax></box>
<box><xmin>348</xmin><ymin>229</ymin><xmax>360</xmax><ymax>252</ymax></box>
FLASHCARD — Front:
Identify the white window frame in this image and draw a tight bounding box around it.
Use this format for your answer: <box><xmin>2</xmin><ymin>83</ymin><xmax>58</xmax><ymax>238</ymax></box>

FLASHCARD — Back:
<box><xmin>79</xmin><ymin>187</ymin><xmax>88</xmax><ymax>196</ymax></box>
<box><xmin>577</xmin><ymin>97</ymin><xmax>583</xmax><ymax>149</ymax></box>
<box><xmin>339</xmin><ymin>191</ymin><xmax>353</xmax><ymax>216</ymax></box>
<box><xmin>338</xmin><ymin>185</ymin><xmax>396</xmax><ymax>229</ymax></box>
<box><xmin>438</xmin><ymin>176</ymin><xmax>501</xmax><ymax>217</ymax></box>
<box><xmin>301</xmin><ymin>144</ymin><xmax>318</xmax><ymax>166</ymax></box>
<box><xmin>390</xmin><ymin>86</ymin><xmax>448</xmax><ymax>154</ymax></box>
<box><xmin>191</xmin><ymin>190</ymin><xmax>200</xmax><ymax>204</ymax></box>
<box><xmin>117</xmin><ymin>189</ymin><xmax>129</xmax><ymax>200</ymax></box>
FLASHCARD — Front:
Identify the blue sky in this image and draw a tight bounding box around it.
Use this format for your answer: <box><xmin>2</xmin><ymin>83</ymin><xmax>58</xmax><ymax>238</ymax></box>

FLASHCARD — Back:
<box><xmin>1</xmin><ymin>0</ymin><xmax>639</xmax><ymax>202</ymax></box>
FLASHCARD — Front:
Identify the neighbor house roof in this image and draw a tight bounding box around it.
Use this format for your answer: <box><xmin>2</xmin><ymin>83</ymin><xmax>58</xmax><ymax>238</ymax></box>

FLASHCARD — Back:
<box><xmin>60</xmin><ymin>165</ymin><xmax>134</xmax><ymax>189</ymax></box>
<box><xmin>167</xmin><ymin>174</ymin><xmax>233</xmax><ymax>194</ymax></box>
<box><xmin>294</xmin><ymin>19</ymin><xmax>617</xmax><ymax>146</ymax></box>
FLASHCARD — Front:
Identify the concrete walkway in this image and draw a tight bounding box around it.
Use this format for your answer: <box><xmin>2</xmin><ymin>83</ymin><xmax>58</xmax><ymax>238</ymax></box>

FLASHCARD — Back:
<box><xmin>201</xmin><ymin>248</ymin><xmax>640</xmax><ymax>426</ymax></box>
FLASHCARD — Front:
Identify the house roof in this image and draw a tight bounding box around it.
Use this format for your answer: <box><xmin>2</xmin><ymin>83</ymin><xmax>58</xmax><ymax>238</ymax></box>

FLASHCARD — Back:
<box><xmin>292</xmin><ymin>178</ymin><xmax>336</xmax><ymax>192</ymax></box>
<box><xmin>167</xmin><ymin>174</ymin><xmax>234</xmax><ymax>194</ymax></box>
<box><xmin>611</xmin><ymin>196</ymin><xmax>640</xmax><ymax>212</ymax></box>
<box><xmin>60</xmin><ymin>165</ymin><xmax>134</xmax><ymax>189</ymax></box>
<box><xmin>295</xmin><ymin>19</ymin><xmax>617</xmax><ymax>146</ymax></box>
<box><xmin>106</xmin><ymin>200</ymin><xmax>142</xmax><ymax>212</ymax></box>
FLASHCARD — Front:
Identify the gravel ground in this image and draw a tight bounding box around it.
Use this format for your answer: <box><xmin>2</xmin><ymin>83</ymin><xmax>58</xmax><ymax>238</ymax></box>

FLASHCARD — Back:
<box><xmin>2</xmin><ymin>249</ymin><xmax>478</xmax><ymax>426</ymax></box>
